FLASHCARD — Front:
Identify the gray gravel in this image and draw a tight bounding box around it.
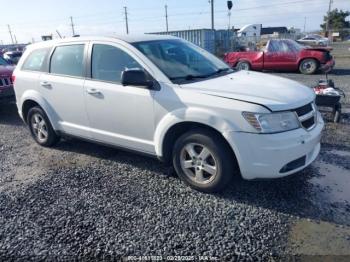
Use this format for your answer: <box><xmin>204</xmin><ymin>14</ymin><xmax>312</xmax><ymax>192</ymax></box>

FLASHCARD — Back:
<box><xmin>0</xmin><ymin>46</ymin><xmax>349</xmax><ymax>261</ymax></box>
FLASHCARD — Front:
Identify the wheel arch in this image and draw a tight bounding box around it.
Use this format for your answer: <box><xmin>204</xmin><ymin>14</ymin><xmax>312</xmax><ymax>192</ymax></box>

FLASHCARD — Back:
<box><xmin>298</xmin><ymin>57</ymin><xmax>320</xmax><ymax>68</ymax></box>
<box><xmin>20</xmin><ymin>90</ymin><xmax>59</xmax><ymax>130</ymax></box>
<box><xmin>160</xmin><ymin>121</ymin><xmax>238</xmax><ymax>167</ymax></box>
<box><xmin>235</xmin><ymin>59</ymin><xmax>252</xmax><ymax>68</ymax></box>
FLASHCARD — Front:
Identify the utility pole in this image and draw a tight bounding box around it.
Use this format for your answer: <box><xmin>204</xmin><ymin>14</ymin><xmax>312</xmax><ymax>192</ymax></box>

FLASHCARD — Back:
<box><xmin>56</xmin><ymin>30</ymin><xmax>63</xmax><ymax>39</ymax></box>
<box><xmin>210</xmin><ymin>0</ymin><xmax>214</xmax><ymax>30</ymax></box>
<box><xmin>165</xmin><ymin>5</ymin><xmax>169</xmax><ymax>32</ymax></box>
<box><xmin>124</xmin><ymin>6</ymin><xmax>129</xmax><ymax>34</ymax></box>
<box><xmin>325</xmin><ymin>0</ymin><xmax>333</xmax><ymax>37</ymax></box>
<box><xmin>303</xmin><ymin>17</ymin><xmax>307</xmax><ymax>33</ymax></box>
<box><xmin>7</xmin><ymin>25</ymin><xmax>14</xmax><ymax>44</ymax></box>
<box><xmin>70</xmin><ymin>16</ymin><xmax>76</xmax><ymax>36</ymax></box>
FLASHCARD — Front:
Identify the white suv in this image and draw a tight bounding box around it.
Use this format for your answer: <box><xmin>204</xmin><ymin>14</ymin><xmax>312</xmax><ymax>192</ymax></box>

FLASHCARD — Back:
<box><xmin>13</xmin><ymin>35</ymin><xmax>324</xmax><ymax>192</ymax></box>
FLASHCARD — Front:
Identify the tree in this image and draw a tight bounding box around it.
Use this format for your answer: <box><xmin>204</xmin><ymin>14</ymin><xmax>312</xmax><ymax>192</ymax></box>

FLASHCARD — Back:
<box><xmin>321</xmin><ymin>9</ymin><xmax>350</xmax><ymax>39</ymax></box>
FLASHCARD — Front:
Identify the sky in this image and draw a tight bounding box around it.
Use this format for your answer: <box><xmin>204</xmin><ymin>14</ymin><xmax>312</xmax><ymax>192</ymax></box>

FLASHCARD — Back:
<box><xmin>0</xmin><ymin>0</ymin><xmax>349</xmax><ymax>44</ymax></box>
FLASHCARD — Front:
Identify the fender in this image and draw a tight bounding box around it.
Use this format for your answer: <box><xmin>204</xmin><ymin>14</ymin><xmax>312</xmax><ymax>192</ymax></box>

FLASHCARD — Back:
<box><xmin>19</xmin><ymin>89</ymin><xmax>61</xmax><ymax>130</ymax></box>
<box><xmin>153</xmin><ymin>107</ymin><xmax>238</xmax><ymax>157</ymax></box>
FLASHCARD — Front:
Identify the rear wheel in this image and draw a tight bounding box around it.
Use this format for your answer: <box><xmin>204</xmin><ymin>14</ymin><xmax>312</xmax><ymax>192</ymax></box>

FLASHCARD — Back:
<box><xmin>236</xmin><ymin>61</ymin><xmax>251</xmax><ymax>71</ymax></box>
<box><xmin>27</xmin><ymin>106</ymin><xmax>60</xmax><ymax>147</ymax></box>
<box><xmin>299</xmin><ymin>59</ymin><xmax>318</xmax><ymax>74</ymax></box>
<box><xmin>172</xmin><ymin>129</ymin><xmax>236</xmax><ymax>193</ymax></box>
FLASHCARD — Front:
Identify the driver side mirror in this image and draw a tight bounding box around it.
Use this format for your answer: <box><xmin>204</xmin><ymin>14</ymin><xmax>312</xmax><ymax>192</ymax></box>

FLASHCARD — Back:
<box><xmin>121</xmin><ymin>69</ymin><xmax>154</xmax><ymax>88</ymax></box>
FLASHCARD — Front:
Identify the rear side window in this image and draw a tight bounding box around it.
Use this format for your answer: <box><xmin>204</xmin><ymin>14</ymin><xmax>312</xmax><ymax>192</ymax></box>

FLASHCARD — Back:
<box><xmin>50</xmin><ymin>45</ymin><xmax>85</xmax><ymax>77</ymax></box>
<box><xmin>22</xmin><ymin>48</ymin><xmax>49</xmax><ymax>71</ymax></box>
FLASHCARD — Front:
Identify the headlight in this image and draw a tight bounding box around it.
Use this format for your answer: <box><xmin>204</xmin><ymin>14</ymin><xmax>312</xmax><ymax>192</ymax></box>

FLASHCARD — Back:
<box><xmin>242</xmin><ymin>111</ymin><xmax>300</xmax><ymax>133</ymax></box>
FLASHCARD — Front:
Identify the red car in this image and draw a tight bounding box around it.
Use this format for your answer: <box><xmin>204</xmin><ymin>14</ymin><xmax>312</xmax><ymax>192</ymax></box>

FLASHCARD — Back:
<box><xmin>0</xmin><ymin>56</ymin><xmax>15</xmax><ymax>104</ymax></box>
<box><xmin>224</xmin><ymin>39</ymin><xmax>335</xmax><ymax>74</ymax></box>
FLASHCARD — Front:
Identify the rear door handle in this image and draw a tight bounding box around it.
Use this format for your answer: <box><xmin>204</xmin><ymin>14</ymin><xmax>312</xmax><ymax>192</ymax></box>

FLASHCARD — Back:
<box><xmin>86</xmin><ymin>88</ymin><xmax>101</xmax><ymax>95</ymax></box>
<box><xmin>40</xmin><ymin>81</ymin><xmax>52</xmax><ymax>88</ymax></box>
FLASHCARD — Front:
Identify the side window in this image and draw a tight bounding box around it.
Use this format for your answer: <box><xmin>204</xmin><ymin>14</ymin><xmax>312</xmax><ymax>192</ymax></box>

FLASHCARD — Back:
<box><xmin>268</xmin><ymin>41</ymin><xmax>289</xmax><ymax>52</ymax></box>
<box><xmin>91</xmin><ymin>44</ymin><xmax>142</xmax><ymax>83</ymax></box>
<box><xmin>50</xmin><ymin>45</ymin><xmax>85</xmax><ymax>77</ymax></box>
<box><xmin>22</xmin><ymin>48</ymin><xmax>49</xmax><ymax>71</ymax></box>
<box><xmin>267</xmin><ymin>41</ymin><xmax>278</xmax><ymax>52</ymax></box>
<box><xmin>280</xmin><ymin>42</ymin><xmax>290</xmax><ymax>52</ymax></box>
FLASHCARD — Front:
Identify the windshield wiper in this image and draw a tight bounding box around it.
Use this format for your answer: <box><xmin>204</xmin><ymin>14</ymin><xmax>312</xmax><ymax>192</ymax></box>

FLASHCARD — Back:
<box><xmin>170</xmin><ymin>68</ymin><xmax>231</xmax><ymax>81</ymax></box>
<box><xmin>169</xmin><ymin>74</ymin><xmax>209</xmax><ymax>81</ymax></box>
<box><xmin>211</xmin><ymin>68</ymin><xmax>231</xmax><ymax>75</ymax></box>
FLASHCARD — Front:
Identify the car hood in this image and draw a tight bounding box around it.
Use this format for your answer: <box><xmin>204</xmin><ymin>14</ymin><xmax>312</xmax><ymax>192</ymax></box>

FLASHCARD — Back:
<box><xmin>0</xmin><ymin>65</ymin><xmax>15</xmax><ymax>77</ymax></box>
<box><xmin>180</xmin><ymin>71</ymin><xmax>315</xmax><ymax>111</ymax></box>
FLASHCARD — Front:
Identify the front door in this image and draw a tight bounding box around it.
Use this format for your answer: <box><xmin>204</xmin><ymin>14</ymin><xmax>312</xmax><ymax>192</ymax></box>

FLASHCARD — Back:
<box><xmin>84</xmin><ymin>43</ymin><xmax>156</xmax><ymax>154</ymax></box>
<box><xmin>264</xmin><ymin>40</ymin><xmax>298</xmax><ymax>71</ymax></box>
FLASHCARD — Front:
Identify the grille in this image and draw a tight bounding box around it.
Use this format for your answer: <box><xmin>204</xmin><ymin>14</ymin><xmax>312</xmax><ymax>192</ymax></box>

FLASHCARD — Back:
<box><xmin>295</xmin><ymin>103</ymin><xmax>313</xmax><ymax>117</ymax></box>
<box><xmin>294</xmin><ymin>103</ymin><xmax>316</xmax><ymax>130</ymax></box>
<box><xmin>0</xmin><ymin>77</ymin><xmax>12</xmax><ymax>87</ymax></box>
<box><xmin>302</xmin><ymin>117</ymin><xmax>315</xmax><ymax>129</ymax></box>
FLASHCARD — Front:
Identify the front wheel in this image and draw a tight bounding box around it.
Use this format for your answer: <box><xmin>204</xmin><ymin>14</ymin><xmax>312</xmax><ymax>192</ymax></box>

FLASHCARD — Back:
<box><xmin>236</xmin><ymin>61</ymin><xmax>251</xmax><ymax>71</ymax></box>
<box><xmin>299</xmin><ymin>59</ymin><xmax>318</xmax><ymax>74</ymax></box>
<box><xmin>172</xmin><ymin>129</ymin><xmax>236</xmax><ymax>193</ymax></box>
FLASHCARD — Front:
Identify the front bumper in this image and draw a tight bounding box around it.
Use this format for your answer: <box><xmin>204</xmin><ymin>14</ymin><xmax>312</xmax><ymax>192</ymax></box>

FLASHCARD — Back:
<box><xmin>0</xmin><ymin>85</ymin><xmax>15</xmax><ymax>104</ymax></box>
<box><xmin>224</xmin><ymin>112</ymin><xmax>324</xmax><ymax>180</ymax></box>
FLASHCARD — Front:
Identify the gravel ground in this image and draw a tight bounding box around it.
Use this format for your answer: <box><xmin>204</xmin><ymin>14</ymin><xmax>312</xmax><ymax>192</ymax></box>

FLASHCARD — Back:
<box><xmin>0</xmin><ymin>46</ymin><xmax>349</xmax><ymax>261</ymax></box>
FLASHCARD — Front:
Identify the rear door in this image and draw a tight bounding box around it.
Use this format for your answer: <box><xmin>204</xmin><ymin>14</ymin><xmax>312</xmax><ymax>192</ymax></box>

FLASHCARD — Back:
<box><xmin>39</xmin><ymin>43</ymin><xmax>91</xmax><ymax>138</ymax></box>
<box><xmin>264</xmin><ymin>40</ymin><xmax>298</xmax><ymax>71</ymax></box>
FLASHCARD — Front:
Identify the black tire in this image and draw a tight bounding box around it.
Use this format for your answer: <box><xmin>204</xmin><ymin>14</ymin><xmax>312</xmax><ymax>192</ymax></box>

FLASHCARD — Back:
<box><xmin>236</xmin><ymin>61</ymin><xmax>251</xmax><ymax>71</ymax></box>
<box><xmin>27</xmin><ymin>106</ymin><xmax>60</xmax><ymax>147</ymax></box>
<box><xmin>172</xmin><ymin>129</ymin><xmax>236</xmax><ymax>193</ymax></box>
<box><xmin>299</xmin><ymin>59</ymin><xmax>318</xmax><ymax>74</ymax></box>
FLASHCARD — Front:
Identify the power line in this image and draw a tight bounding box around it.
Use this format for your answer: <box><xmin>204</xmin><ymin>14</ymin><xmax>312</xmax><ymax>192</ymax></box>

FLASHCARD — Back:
<box><xmin>1</xmin><ymin>0</ymin><xmax>332</xmax><ymax>29</ymax></box>
<box><xmin>124</xmin><ymin>6</ymin><xmax>129</xmax><ymax>34</ymax></box>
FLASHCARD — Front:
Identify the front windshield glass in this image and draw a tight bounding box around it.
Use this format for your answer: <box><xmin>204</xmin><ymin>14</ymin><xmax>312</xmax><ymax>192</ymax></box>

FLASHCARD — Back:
<box><xmin>0</xmin><ymin>56</ymin><xmax>9</xmax><ymax>66</ymax></box>
<box><xmin>132</xmin><ymin>39</ymin><xmax>232</xmax><ymax>82</ymax></box>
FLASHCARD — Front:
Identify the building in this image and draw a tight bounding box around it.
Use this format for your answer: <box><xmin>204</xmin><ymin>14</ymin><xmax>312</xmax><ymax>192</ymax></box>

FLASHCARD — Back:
<box><xmin>149</xmin><ymin>29</ymin><xmax>235</xmax><ymax>54</ymax></box>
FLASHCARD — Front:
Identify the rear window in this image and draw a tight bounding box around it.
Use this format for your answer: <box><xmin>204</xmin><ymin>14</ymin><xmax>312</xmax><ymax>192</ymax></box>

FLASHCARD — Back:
<box><xmin>50</xmin><ymin>45</ymin><xmax>85</xmax><ymax>77</ymax></box>
<box><xmin>22</xmin><ymin>48</ymin><xmax>49</xmax><ymax>71</ymax></box>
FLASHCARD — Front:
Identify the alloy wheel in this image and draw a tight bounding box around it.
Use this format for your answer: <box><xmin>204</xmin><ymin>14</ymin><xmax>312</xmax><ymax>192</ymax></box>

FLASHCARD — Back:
<box><xmin>302</xmin><ymin>61</ymin><xmax>317</xmax><ymax>74</ymax></box>
<box><xmin>31</xmin><ymin>113</ymin><xmax>49</xmax><ymax>143</ymax></box>
<box><xmin>180</xmin><ymin>143</ymin><xmax>218</xmax><ymax>184</ymax></box>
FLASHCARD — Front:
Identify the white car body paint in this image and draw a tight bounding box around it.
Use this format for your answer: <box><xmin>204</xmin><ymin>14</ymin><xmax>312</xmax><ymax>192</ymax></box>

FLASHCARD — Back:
<box><xmin>14</xmin><ymin>35</ymin><xmax>324</xmax><ymax>180</ymax></box>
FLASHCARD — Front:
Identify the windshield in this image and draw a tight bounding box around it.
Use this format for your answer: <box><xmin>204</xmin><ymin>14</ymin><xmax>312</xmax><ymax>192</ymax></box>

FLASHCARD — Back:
<box><xmin>0</xmin><ymin>56</ymin><xmax>9</xmax><ymax>66</ymax></box>
<box><xmin>132</xmin><ymin>39</ymin><xmax>232</xmax><ymax>82</ymax></box>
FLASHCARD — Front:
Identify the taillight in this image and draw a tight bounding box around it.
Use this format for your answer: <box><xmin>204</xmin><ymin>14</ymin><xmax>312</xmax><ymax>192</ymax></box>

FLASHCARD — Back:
<box><xmin>11</xmin><ymin>75</ymin><xmax>15</xmax><ymax>84</ymax></box>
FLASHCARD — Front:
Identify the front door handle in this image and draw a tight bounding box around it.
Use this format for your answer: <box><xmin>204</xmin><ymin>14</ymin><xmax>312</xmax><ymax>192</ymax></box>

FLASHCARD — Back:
<box><xmin>86</xmin><ymin>88</ymin><xmax>101</xmax><ymax>95</ymax></box>
<box><xmin>40</xmin><ymin>81</ymin><xmax>52</xmax><ymax>88</ymax></box>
